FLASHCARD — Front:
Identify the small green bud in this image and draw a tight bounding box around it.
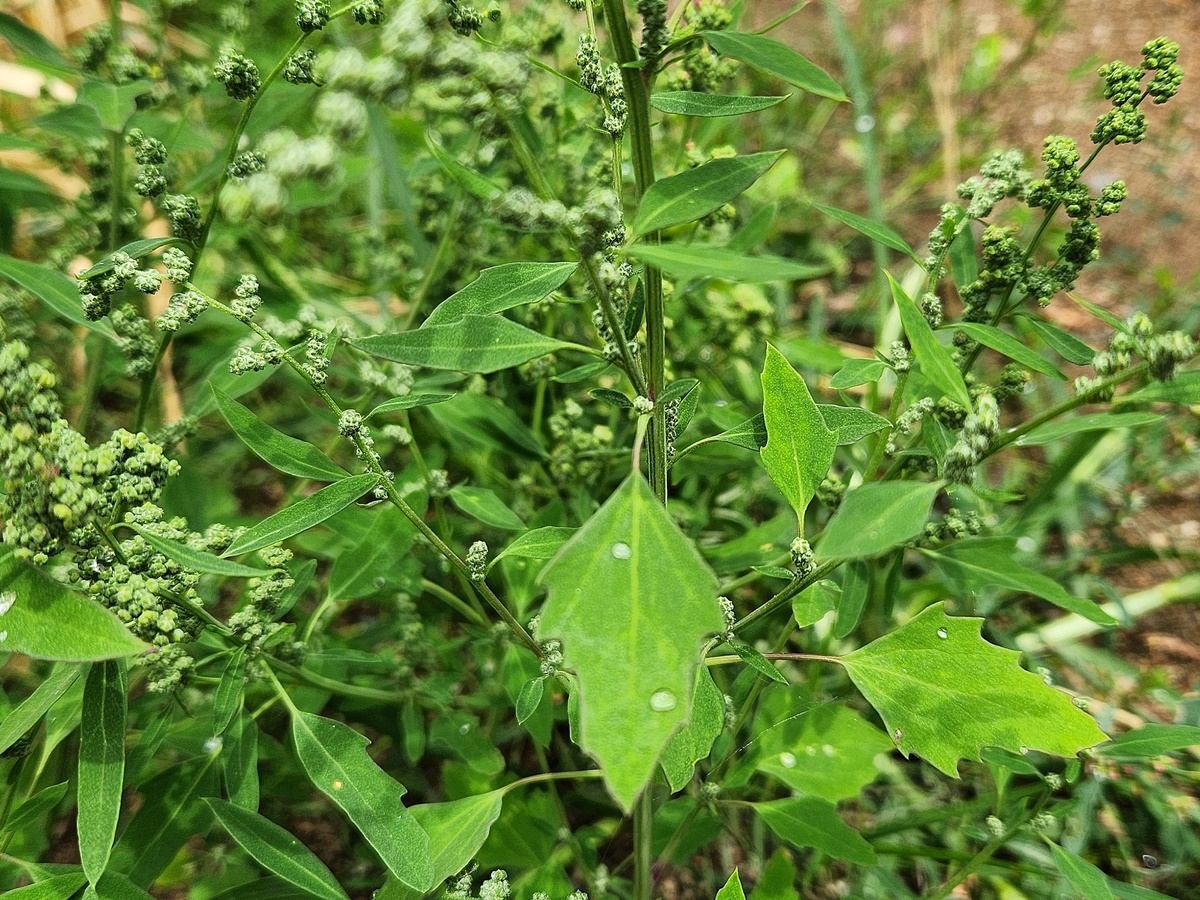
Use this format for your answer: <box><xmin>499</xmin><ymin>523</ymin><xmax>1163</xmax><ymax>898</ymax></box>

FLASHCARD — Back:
<box><xmin>213</xmin><ymin>48</ymin><xmax>261</xmax><ymax>101</ymax></box>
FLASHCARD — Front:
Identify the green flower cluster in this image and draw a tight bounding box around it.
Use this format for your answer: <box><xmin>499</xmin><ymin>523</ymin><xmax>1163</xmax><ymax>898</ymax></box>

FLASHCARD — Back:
<box><xmin>296</xmin><ymin>0</ymin><xmax>331</xmax><ymax>33</ymax></box>
<box><xmin>943</xmin><ymin>392</ymin><xmax>1000</xmax><ymax>484</ymax></box>
<box><xmin>0</xmin><ymin>341</ymin><xmax>179</xmax><ymax>564</ymax></box>
<box><xmin>547</xmin><ymin>398</ymin><xmax>614</xmax><ymax>484</ymax></box>
<box><xmin>213</xmin><ymin>48</ymin><xmax>261</xmax><ymax>101</ymax></box>
<box><xmin>638</xmin><ymin>0</ymin><xmax>669</xmax><ymax>60</ymax></box>
<box><xmin>226</xmin><ymin>545</ymin><xmax>300</xmax><ymax>656</ymax></box>
<box><xmin>1076</xmin><ymin>313</ymin><xmax>1197</xmax><ymax>399</ymax></box>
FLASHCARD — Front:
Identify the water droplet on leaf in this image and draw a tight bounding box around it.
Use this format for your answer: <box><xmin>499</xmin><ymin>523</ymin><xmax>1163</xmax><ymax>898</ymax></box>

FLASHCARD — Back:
<box><xmin>805</xmin><ymin>745</ymin><xmax>816</xmax><ymax>756</ymax></box>
<box><xmin>611</xmin><ymin>542</ymin><xmax>632</xmax><ymax>560</ymax></box>
<box><xmin>0</xmin><ymin>593</ymin><xmax>14</xmax><ymax>616</ymax></box>
<box><xmin>779</xmin><ymin>752</ymin><xmax>796</xmax><ymax>768</ymax></box>
<box><xmin>332</xmin><ymin>780</ymin><xmax>344</xmax><ymax>790</ymax></box>
<box><xmin>459</xmin><ymin>723</ymin><xmax>471</xmax><ymax>734</ymax></box>
<box><xmin>204</xmin><ymin>736</ymin><xmax>223</xmax><ymax>754</ymax></box>
<box><xmin>649</xmin><ymin>690</ymin><xmax>676</xmax><ymax>711</ymax></box>
<box><xmin>855</xmin><ymin>114</ymin><xmax>876</xmax><ymax>133</ymax></box>
<box><xmin>937</xmin><ymin>627</ymin><xmax>948</xmax><ymax>639</ymax></box>
<box><xmin>1019</xmin><ymin>746</ymin><xmax>1030</xmax><ymax>755</ymax></box>
<box><xmin>822</xmin><ymin>744</ymin><xmax>835</xmax><ymax>757</ymax></box>
<box><xmin>894</xmin><ymin>728</ymin><xmax>903</xmax><ymax>743</ymax></box>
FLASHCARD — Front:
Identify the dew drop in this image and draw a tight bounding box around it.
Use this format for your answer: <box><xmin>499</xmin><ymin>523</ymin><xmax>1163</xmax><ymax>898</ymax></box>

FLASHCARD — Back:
<box><xmin>373</xmin><ymin>576</ymin><xmax>387</xmax><ymax>589</ymax></box>
<box><xmin>822</xmin><ymin>744</ymin><xmax>835</xmax><ymax>757</ymax></box>
<box><xmin>649</xmin><ymin>690</ymin><xmax>677</xmax><ymax>712</ymax></box>
<box><xmin>0</xmin><ymin>630</ymin><xmax>8</xmax><ymax>642</ymax></box>
<box><xmin>779</xmin><ymin>752</ymin><xmax>797</xmax><ymax>769</ymax></box>
<box><xmin>459</xmin><ymin>723</ymin><xmax>471</xmax><ymax>734</ymax></box>
<box><xmin>937</xmin><ymin>627</ymin><xmax>948</xmax><ymax>640</ymax></box>
<box><xmin>1142</xmin><ymin>854</ymin><xmax>1159</xmax><ymax>869</ymax></box>
<box><xmin>332</xmin><ymin>780</ymin><xmax>344</xmax><ymax>790</ymax></box>
<box><xmin>1019</xmin><ymin>746</ymin><xmax>1030</xmax><ymax>755</ymax></box>
<box><xmin>893</xmin><ymin>728</ymin><xmax>903</xmax><ymax>743</ymax></box>
<box><xmin>805</xmin><ymin>745</ymin><xmax>817</xmax><ymax>756</ymax></box>
<box><xmin>204</xmin><ymin>736</ymin><xmax>223</xmax><ymax>754</ymax></box>
<box><xmin>611</xmin><ymin>542</ymin><xmax>632</xmax><ymax>560</ymax></box>
<box><xmin>855</xmin><ymin>114</ymin><xmax>876</xmax><ymax>133</ymax></box>
<box><xmin>0</xmin><ymin>592</ymin><xmax>14</xmax><ymax>617</ymax></box>
<box><xmin>1016</xmin><ymin>535</ymin><xmax>1037</xmax><ymax>553</ymax></box>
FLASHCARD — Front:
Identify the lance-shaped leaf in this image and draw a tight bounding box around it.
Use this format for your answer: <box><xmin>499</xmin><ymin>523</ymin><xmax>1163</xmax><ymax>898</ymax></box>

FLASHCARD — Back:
<box><xmin>1094</xmin><ymin>724</ymin><xmax>1200</xmax><ymax>759</ymax></box>
<box><xmin>4</xmin><ymin>872</ymin><xmax>88</xmax><ymax>899</ymax></box>
<box><xmin>817</xmin><ymin>404</ymin><xmax>890</xmax><ymax>445</ymax></box>
<box><xmin>448</xmin><ymin>486</ymin><xmax>525</xmax><ymax>531</ymax></box>
<box><xmin>1017</xmin><ymin>412</ymin><xmax>1163</xmax><ymax>446</ymax></box>
<box><xmin>365</xmin><ymin>392</ymin><xmax>457</xmax><ymax>420</ymax></box>
<box><xmin>630</xmin><ymin>152</ymin><xmax>784</xmax><ymax>239</ymax></box>
<box><xmin>212</xmin><ymin>386</ymin><xmax>349</xmax><ymax>482</ymax></box>
<box><xmin>221</xmin><ymin>474</ymin><xmax>378</xmax><ymax>558</ymax></box>
<box><xmin>489</xmin><ymin>526</ymin><xmax>577</xmax><ymax>570</ymax></box>
<box><xmin>626</xmin><ymin>243</ymin><xmax>826</xmax><ymax>283</ymax></box>
<box><xmin>650</xmin><ymin>91</ymin><xmax>790</xmax><ymax>117</ymax></box>
<box><xmin>206</xmin><ymin>800</ymin><xmax>350</xmax><ymax>900</ymax></box>
<box><xmin>1048</xmin><ymin>842</ymin><xmax>1115</xmax><ymax>900</ymax></box>
<box><xmin>927</xmin><ymin>537</ymin><xmax>1117</xmax><ymax>626</ymax></box>
<box><xmin>0</xmin><ymin>254</ymin><xmax>118</xmax><ymax>339</ymax></box>
<box><xmin>423</xmin><ymin>262</ymin><xmax>577</xmax><ymax>327</ymax></box>
<box><xmin>290</xmin><ymin>711</ymin><xmax>432</xmax><ymax>891</ymax></box>
<box><xmin>888</xmin><ymin>273</ymin><xmax>972</xmax><ymax>408</ymax></box>
<box><xmin>813</xmin><ymin>203</ymin><xmax>918</xmax><ymax>261</ymax></box>
<box><xmin>0</xmin><ymin>664</ymin><xmax>80</xmax><ymax>754</ymax></box>
<box><xmin>752</xmin><ymin>797</ymin><xmax>876</xmax><ymax>865</ymax></box>
<box><xmin>538</xmin><ymin>474</ymin><xmax>724</xmax><ymax>810</ymax></box>
<box><xmin>700</xmin><ymin>31</ymin><xmax>847</xmax><ymax>101</ymax></box>
<box><xmin>817</xmin><ymin>481</ymin><xmax>939</xmax><ymax>559</ymax></box>
<box><xmin>1019</xmin><ymin>316</ymin><xmax>1095</xmax><ymax>365</ymax></box>
<box><xmin>126</xmin><ymin>526</ymin><xmax>268</xmax><ymax>578</ymax></box>
<box><xmin>841</xmin><ymin>603</ymin><xmax>1107</xmax><ymax>775</ymax></box>
<box><xmin>0</xmin><ymin>551</ymin><xmax>148</xmax><ymax>661</ymax></box>
<box><xmin>79</xmin><ymin>661</ymin><xmax>127</xmax><ymax>886</ymax></box>
<box><xmin>951</xmin><ymin>322</ymin><xmax>1066</xmax><ymax>380</ymax></box>
<box><xmin>759</xmin><ymin>344</ymin><xmax>837</xmax><ymax>531</ymax></box>
<box><xmin>350</xmin><ymin>316</ymin><xmax>581</xmax><ymax>374</ymax></box>
<box><xmin>715</xmin><ymin>871</ymin><xmax>746</xmax><ymax>900</ymax></box>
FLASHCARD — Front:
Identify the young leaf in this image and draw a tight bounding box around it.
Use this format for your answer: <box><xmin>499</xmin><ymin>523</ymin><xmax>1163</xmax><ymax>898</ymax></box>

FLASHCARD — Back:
<box><xmin>211</xmin><ymin>386</ymin><xmax>349</xmax><ymax>482</ymax></box>
<box><xmin>1016</xmin><ymin>412</ymin><xmax>1163</xmax><ymax>446</ymax></box>
<box><xmin>630</xmin><ymin>152</ymin><xmax>784</xmax><ymax>239</ymax></box>
<box><xmin>660</xmin><ymin>667</ymin><xmax>725</xmax><ymax>791</ymax></box>
<box><xmin>1019</xmin><ymin>316</ymin><xmax>1095</xmax><ymax>365</ymax></box>
<box><xmin>4</xmin><ymin>781</ymin><xmax>69</xmax><ymax>835</ymax></box>
<box><xmin>1126</xmin><ymin>371</ymin><xmax>1200</xmax><ymax>405</ymax></box>
<box><xmin>223</xmin><ymin>711</ymin><xmax>260</xmax><ymax>810</ymax></box>
<box><xmin>349</xmin><ymin>315</ymin><xmax>580</xmax><ymax>374</ymax></box>
<box><xmin>833</xmin><ymin>561</ymin><xmax>870</xmax><ymax>639</ymax></box>
<box><xmin>425</xmin><ymin>135</ymin><xmax>503</xmax><ymax>200</ymax></box>
<box><xmin>328</xmin><ymin>504</ymin><xmax>419</xmax><ymax>602</ymax></box>
<box><xmin>1072</xmin><ymin>294</ymin><xmax>1127</xmax><ymax>332</ymax></box>
<box><xmin>949</xmin><ymin>221</ymin><xmax>978</xmax><ymax>289</ymax></box>
<box><xmin>448</xmin><ymin>486</ymin><xmax>526</xmax><ymax>531</ymax></box>
<box><xmin>0</xmin><ymin>254</ymin><xmax>118</xmax><ymax>339</ymax></box>
<box><xmin>515</xmin><ymin>678</ymin><xmax>545</xmax><ymax>725</ymax></box>
<box><xmin>422</xmin><ymin>262</ymin><xmax>576</xmax><ymax>327</ymax></box>
<box><xmin>365</xmin><ymin>392</ymin><xmax>457</xmax><ymax>419</ymax></box>
<box><xmin>221</xmin><ymin>474</ymin><xmax>379</xmax><ymax>558</ymax></box>
<box><xmin>3</xmin><ymin>873</ymin><xmax>88</xmax><ymax>899</ymax></box>
<box><xmin>1094</xmin><ymin>724</ymin><xmax>1200</xmax><ymax>759</ymax></box>
<box><xmin>79</xmin><ymin>661</ymin><xmax>127</xmax><ymax>886</ymax></box>
<box><xmin>829</xmin><ymin>358</ymin><xmax>887</xmax><ymax>390</ymax></box>
<box><xmin>759</xmin><ymin>344</ymin><xmax>837</xmax><ymax>531</ymax></box>
<box><xmin>552</xmin><ymin>361</ymin><xmax>610</xmax><ymax>383</ymax></box>
<box><xmin>290</xmin><ymin>712</ymin><xmax>432</xmax><ymax>891</ymax></box>
<box><xmin>627</xmin><ymin>243</ymin><xmax>826</xmax><ymax>283</ymax></box>
<box><xmin>813</xmin><ymin>203</ymin><xmax>918</xmax><ymax>261</ymax></box>
<box><xmin>753</xmin><ymin>797</ymin><xmax>877</xmax><ymax>864</ymax></box>
<box><xmin>713</xmin><ymin>414</ymin><xmax>768</xmax><ymax>451</ymax></box>
<box><xmin>928</xmin><ymin>537</ymin><xmax>1117</xmax><ymax>626</ymax></box>
<box><xmin>1048</xmin><ymin>842</ymin><xmax>1115</xmax><ymax>900</ymax></box>
<box><xmin>888</xmin><ymin>274</ymin><xmax>972</xmax><ymax>408</ymax></box>
<box><xmin>538</xmin><ymin>474</ymin><xmax>724</xmax><ymax>810</ymax></box>
<box><xmin>650</xmin><ymin>91</ymin><xmax>790</xmax><ymax>117</ymax></box>
<box><xmin>488</xmin><ymin>526</ymin><xmax>577</xmax><ymax>570</ymax></box>
<box><xmin>752</xmin><ymin>565</ymin><xmax>795</xmax><ymax>580</ymax></box>
<box><xmin>212</xmin><ymin>649</ymin><xmax>247</xmax><ymax>736</ymax></box>
<box><xmin>841</xmin><ymin>603</ymin><xmax>1107</xmax><ymax>775</ymax></box>
<box><xmin>952</xmin><ymin>322</ymin><xmax>1067</xmax><ymax>380</ymax></box>
<box><xmin>817</xmin><ymin>404</ymin><xmax>890</xmax><ymax>445</ymax></box>
<box><xmin>206</xmin><ymin>800</ymin><xmax>350</xmax><ymax>900</ymax></box>
<box><xmin>715</xmin><ymin>871</ymin><xmax>746</xmax><ymax>900</ymax></box>
<box><xmin>0</xmin><ymin>665</ymin><xmax>81</xmax><ymax>755</ymax></box>
<box><xmin>817</xmin><ymin>481</ymin><xmax>939</xmax><ymax>559</ymax></box>
<box><xmin>0</xmin><ymin>552</ymin><xmax>147</xmax><ymax>661</ymax></box>
<box><xmin>77</xmin><ymin>238</ymin><xmax>189</xmax><ymax>279</ymax></box>
<box><xmin>792</xmin><ymin>581</ymin><xmax>836</xmax><ymax>629</ymax></box>
<box><xmin>700</xmin><ymin>31</ymin><xmax>847</xmax><ymax>101</ymax></box>
<box><xmin>731</xmin><ymin>641</ymin><xmax>788</xmax><ymax>684</ymax></box>
<box><xmin>126</xmin><ymin>526</ymin><xmax>268</xmax><ymax>578</ymax></box>
<box><xmin>77</xmin><ymin>79</ymin><xmax>153</xmax><ymax>132</ymax></box>
<box><xmin>403</xmin><ymin>790</ymin><xmax>505</xmax><ymax>894</ymax></box>
<box><xmin>591</xmin><ymin>388</ymin><xmax>634</xmax><ymax>409</ymax></box>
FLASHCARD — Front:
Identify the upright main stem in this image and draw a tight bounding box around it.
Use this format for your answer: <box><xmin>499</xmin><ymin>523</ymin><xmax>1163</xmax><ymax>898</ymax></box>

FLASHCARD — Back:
<box><xmin>600</xmin><ymin>4</ymin><xmax>663</xmax><ymax>898</ymax></box>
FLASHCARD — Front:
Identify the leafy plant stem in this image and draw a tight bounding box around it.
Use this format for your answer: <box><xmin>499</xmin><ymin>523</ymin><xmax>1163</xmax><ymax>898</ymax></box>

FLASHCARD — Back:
<box><xmin>75</xmin><ymin>333</ymin><xmax>106</xmax><ymax>438</ymax></box>
<box><xmin>402</xmin><ymin>189</ymin><xmax>466</xmax><ymax>332</ymax></box>
<box><xmin>198</xmin><ymin>290</ymin><xmax>541</xmax><ymax>655</ymax></box>
<box><xmin>732</xmin><ymin>557</ymin><xmax>843</xmax><ymax>635</ymax></box>
<box><xmin>107</xmin><ymin>131</ymin><xmax>124</xmax><ymax>253</ymax></box>
<box><xmin>267</xmin><ymin>657</ymin><xmax>412</xmax><ymax>705</ymax></box>
<box><xmin>704</xmin><ymin>651</ymin><xmax>841</xmax><ymax>667</ymax></box>
<box><xmin>633</xmin><ymin>790</ymin><xmax>653</xmax><ymax>900</ymax></box>
<box><xmin>420</xmin><ymin>578</ymin><xmax>488</xmax><ymax>626</ymax></box>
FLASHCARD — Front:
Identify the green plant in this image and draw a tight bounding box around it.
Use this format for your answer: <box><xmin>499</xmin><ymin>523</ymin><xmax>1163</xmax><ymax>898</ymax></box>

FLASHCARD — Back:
<box><xmin>0</xmin><ymin>3</ymin><xmax>1198</xmax><ymax>900</ymax></box>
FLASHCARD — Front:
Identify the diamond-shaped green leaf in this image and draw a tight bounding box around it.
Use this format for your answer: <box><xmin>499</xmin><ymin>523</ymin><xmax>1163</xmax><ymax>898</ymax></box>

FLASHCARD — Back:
<box><xmin>538</xmin><ymin>474</ymin><xmax>724</xmax><ymax>810</ymax></box>
<box><xmin>841</xmin><ymin>603</ymin><xmax>1106</xmax><ymax>775</ymax></box>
